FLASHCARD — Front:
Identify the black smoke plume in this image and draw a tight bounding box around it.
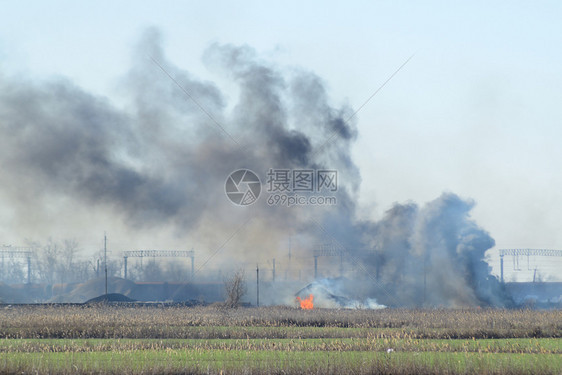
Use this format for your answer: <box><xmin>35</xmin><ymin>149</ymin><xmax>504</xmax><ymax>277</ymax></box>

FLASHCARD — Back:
<box><xmin>0</xmin><ymin>28</ymin><xmax>506</xmax><ymax>306</ymax></box>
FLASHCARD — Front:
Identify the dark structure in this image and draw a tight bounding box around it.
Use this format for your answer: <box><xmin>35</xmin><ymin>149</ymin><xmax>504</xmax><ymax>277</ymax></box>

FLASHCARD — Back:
<box><xmin>123</xmin><ymin>249</ymin><xmax>195</xmax><ymax>280</ymax></box>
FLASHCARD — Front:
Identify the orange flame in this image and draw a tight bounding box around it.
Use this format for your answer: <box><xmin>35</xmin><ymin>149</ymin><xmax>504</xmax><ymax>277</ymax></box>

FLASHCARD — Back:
<box><xmin>296</xmin><ymin>294</ymin><xmax>314</xmax><ymax>310</ymax></box>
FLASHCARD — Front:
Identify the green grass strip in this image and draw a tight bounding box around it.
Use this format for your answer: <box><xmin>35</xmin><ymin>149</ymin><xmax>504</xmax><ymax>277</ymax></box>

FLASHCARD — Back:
<box><xmin>1</xmin><ymin>337</ymin><xmax>560</xmax><ymax>354</ymax></box>
<box><xmin>1</xmin><ymin>349</ymin><xmax>560</xmax><ymax>374</ymax></box>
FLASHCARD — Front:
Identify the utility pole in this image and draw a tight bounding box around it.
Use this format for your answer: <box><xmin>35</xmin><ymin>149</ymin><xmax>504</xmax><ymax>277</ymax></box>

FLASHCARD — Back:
<box><xmin>256</xmin><ymin>264</ymin><xmax>260</xmax><ymax>307</ymax></box>
<box><xmin>272</xmin><ymin>258</ymin><xmax>275</xmax><ymax>282</ymax></box>
<box><xmin>27</xmin><ymin>255</ymin><xmax>31</xmax><ymax>284</ymax></box>
<box><xmin>287</xmin><ymin>237</ymin><xmax>292</xmax><ymax>281</ymax></box>
<box><xmin>104</xmin><ymin>233</ymin><xmax>108</xmax><ymax>296</ymax></box>
<box><xmin>500</xmin><ymin>254</ymin><xmax>504</xmax><ymax>283</ymax></box>
<box><xmin>314</xmin><ymin>255</ymin><xmax>318</xmax><ymax>279</ymax></box>
<box><xmin>423</xmin><ymin>256</ymin><xmax>427</xmax><ymax>306</ymax></box>
<box><xmin>190</xmin><ymin>249</ymin><xmax>195</xmax><ymax>281</ymax></box>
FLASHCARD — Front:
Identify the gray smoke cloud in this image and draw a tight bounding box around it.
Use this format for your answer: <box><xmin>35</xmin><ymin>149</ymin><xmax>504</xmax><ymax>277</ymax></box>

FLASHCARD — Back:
<box><xmin>348</xmin><ymin>193</ymin><xmax>509</xmax><ymax>307</ymax></box>
<box><xmin>0</xmin><ymin>28</ymin><xmax>506</xmax><ymax>306</ymax></box>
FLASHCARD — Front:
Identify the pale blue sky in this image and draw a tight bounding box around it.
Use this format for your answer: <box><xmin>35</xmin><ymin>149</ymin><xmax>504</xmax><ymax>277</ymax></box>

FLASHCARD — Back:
<box><xmin>1</xmin><ymin>1</ymin><xmax>561</xmax><ymax>280</ymax></box>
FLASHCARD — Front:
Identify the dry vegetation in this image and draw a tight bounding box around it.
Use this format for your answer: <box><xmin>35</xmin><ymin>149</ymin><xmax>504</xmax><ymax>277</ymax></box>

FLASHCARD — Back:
<box><xmin>0</xmin><ymin>305</ymin><xmax>560</xmax><ymax>339</ymax></box>
<box><xmin>0</xmin><ymin>305</ymin><xmax>560</xmax><ymax>374</ymax></box>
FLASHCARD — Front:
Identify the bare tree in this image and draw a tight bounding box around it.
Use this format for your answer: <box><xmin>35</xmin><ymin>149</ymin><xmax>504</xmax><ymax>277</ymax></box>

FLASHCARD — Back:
<box><xmin>143</xmin><ymin>259</ymin><xmax>165</xmax><ymax>281</ymax></box>
<box><xmin>223</xmin><ymin>269</ymin><xmax>247</xmax><ymax>308</ymax></box>
<box><xmin>58</xmin><ymin>239</ymin><xmax>79</xmax><ymax>284</ymax></box>
<box><xmin>40</xmin><ymin>239</ymin><xmax>60</xmax><ymax>284</ymax></box>
<box><xmin>5</xmin><ymin>258</ymin><xmax>24</xmax><ymax>283</ymax></box>
<box><xmin>28</xmin><ymin>238</ymin><xmax>92</xmax><ymax>284</ymax></box>
<box><xmin>167</xmin><ymin>260</ymin><xmax>188</xmax><ymax>282</ymax></box>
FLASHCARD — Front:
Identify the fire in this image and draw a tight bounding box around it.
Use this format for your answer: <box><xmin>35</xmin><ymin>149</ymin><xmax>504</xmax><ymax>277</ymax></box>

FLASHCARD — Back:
<box><xmin>297</xmin><ymin>294</ymin><xmax>314</xmax><ymax>310</ymax></box>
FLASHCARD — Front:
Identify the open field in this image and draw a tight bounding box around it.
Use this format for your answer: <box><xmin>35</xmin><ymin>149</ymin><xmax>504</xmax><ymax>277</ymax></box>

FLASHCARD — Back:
<box><xmin>0</xmin><ymin>305</ymin><xmax>561</xmax><ymax>374</ymax></box>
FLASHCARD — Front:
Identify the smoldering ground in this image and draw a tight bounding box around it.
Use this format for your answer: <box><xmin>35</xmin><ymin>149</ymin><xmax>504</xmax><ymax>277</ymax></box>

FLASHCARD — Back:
<box><xmin>0</xmin><ymin>28</ymin><xmax>506</xmax><ymax>307</ymax></box>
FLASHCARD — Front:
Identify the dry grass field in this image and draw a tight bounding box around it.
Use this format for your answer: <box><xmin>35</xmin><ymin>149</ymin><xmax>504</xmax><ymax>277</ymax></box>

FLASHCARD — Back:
<box><xmin>0</xmin><ymin>305</ymin><xmax>560</xmax><ymax>374</ymax></box>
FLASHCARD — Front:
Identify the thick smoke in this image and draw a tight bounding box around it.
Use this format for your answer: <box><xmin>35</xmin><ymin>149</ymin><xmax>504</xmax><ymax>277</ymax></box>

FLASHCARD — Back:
<box><xmin>0</xmin><ymin>28</ymin><xmax>505</xmax><ymax>306</ymax></box>
<box><xmin>347</xmin><ymin>194</ymin><xmax>509</xmax><ymax>307</ymax></box>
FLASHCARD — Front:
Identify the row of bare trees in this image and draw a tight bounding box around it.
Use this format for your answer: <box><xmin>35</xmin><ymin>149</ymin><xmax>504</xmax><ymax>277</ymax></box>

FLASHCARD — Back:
<box><xmin>124</xmin><ymin>259</ymin><xmax>192</xmax><ymax>282</ymax></box>
<box><xmin>2</xmin><ymin>239</ymin><xmax>249</xmax><ymax>308</ymax></box>
<box><xmin>1</xmin><ymin>239</ymin><xmax>194</xmax><ymax>285</ymax></box>
<box><xmin>0</xmin><ymin>239</ymin><xmax>117</xmax><ymax>285</ymax></box>
<box><xmin>34</xmin><ymin>239</ymin><xmax>91</xmax><ymax>284</ymax></box>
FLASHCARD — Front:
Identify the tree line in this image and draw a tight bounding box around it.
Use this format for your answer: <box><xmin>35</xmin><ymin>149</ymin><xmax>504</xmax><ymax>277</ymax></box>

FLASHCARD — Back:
<box><xmin>0</xmin><ymin>239</ymin><xmax>191</xmax><ymax>285</ymax></box>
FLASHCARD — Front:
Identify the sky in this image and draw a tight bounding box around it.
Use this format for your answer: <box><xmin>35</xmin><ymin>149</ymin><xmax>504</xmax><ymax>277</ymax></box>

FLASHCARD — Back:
<box><xmin>1</xmin><ymin>1</ymin><xmax>561</xmax><ymax>281</ymax></box>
